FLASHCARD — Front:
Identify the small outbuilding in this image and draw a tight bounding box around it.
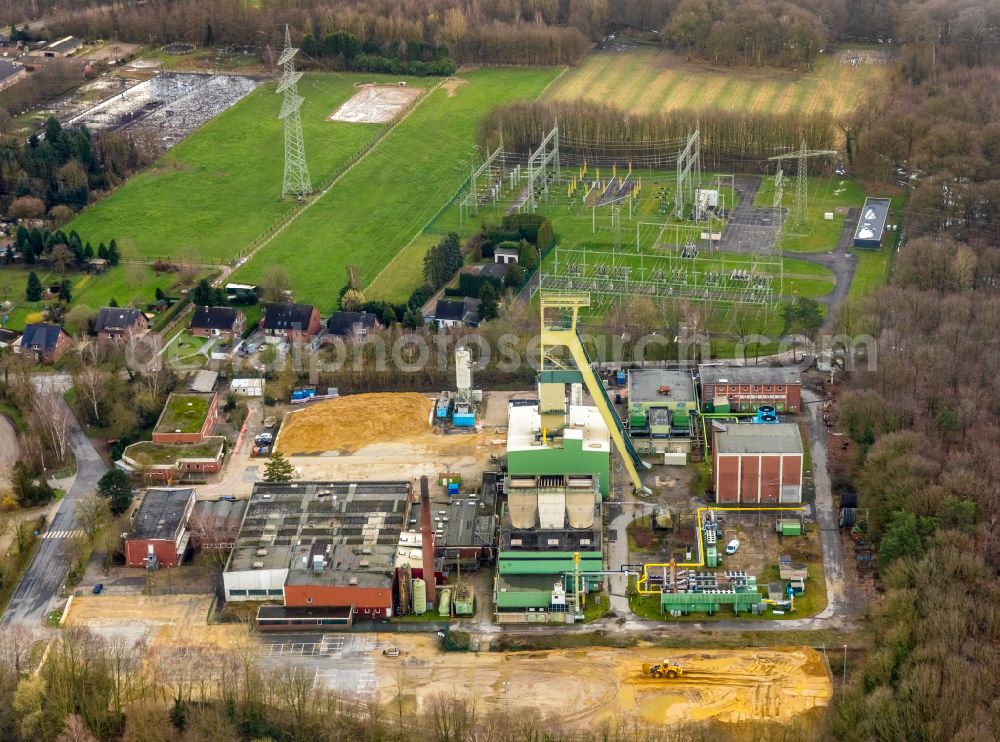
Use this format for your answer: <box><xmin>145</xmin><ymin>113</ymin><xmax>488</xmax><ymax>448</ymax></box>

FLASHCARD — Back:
<box><xmin>853</xmin><ymin>198</ymin><xmax>890</xmax><ymax>249</ymax></box>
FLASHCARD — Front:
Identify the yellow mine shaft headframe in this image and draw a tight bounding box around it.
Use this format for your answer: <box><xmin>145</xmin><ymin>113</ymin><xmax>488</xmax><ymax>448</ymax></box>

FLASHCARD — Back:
<box><xmin>538</xmin><ymin>293</ymin><xmax>651</xmax><ymax>494</ymax></box>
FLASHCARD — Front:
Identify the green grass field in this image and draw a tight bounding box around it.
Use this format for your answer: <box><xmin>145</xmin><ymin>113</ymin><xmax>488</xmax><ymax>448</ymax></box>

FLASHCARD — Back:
<box><xmin>545</xmin><ymin>46</ymin><xmax>890</xmax><ymax>118</ymax></box>
<box><xmin>0</xmin><ymin>264</ymin><xmax>212</xmax><ymax>333</ymax></box>
<box><xmin>232</xmin><ymin>68</ymin><xmax>560</xmax><ymax>310</ymax></box>
<box><xmin>755</xmin><ymin>175</ymin><xmax>870</xmax><ymax>253</ymax></box>
<box><xmin>369</xmin><ymin>170</ymin><xmax>737</xmax><ymax>304</ymax></box>
<box><xmin>66</xmin><ymin>73</ymin><xmax>427</xmax><ymax>263</ymax></box>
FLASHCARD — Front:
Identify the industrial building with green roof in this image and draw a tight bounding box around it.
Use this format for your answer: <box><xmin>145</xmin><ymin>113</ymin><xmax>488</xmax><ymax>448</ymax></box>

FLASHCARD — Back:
<box><xmin>506</xmin><ymin>403</ymin><xmax>611</xmax><ymax>497</ymax></box>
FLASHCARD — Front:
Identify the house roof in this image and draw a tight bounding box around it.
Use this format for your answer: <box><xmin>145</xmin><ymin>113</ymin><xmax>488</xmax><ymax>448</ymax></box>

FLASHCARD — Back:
<box><xmin>479</xmin><ymin>263</ymin><xmax>507</xmax><ymax>279</ymax></box>
<box><xmin>326</xmin><ymin>311</ymin><xmax>378</xmax><ymax>335</ymax></box>
<box><xmin>433</xmin><ymin>298</ymin><xmax>480</xmax><ymax>324</ymax></box>
<box><xmin>628</xmin><ymin>369</ymin><xmax>696</xmax><ymax>405</ymax></box>
<box><xmin>191</xmin><ymin>305</ymin><xmax>240</xmax><ymax>331</ymax></box>
<box><xmin>495</xmin><ymin>246</ymin><xmax>519</xmax><ymax>257</ymax></box>
<box><xmin>45</xmin><ymin>36</ymin><xmax>82</xmax><ymax>54</ymax></box>
<box><xmin>20</xmin><ymin>323</ymin><xmax>66</xmax><ymax>352</ymax></box>
<box><xmin>699</xmin><ymin>365</ymin><xmax>801</xmax><ymax>387</ymax></box>
<box><xmin>714</xmin><ymin>422</ymin><xmax>803</xmax><ymax>455</ymax></box>
<box><xmin>94</xmin><ymin>307</ymin><xmax>143</xmax><ymax>333</ymax></box>
<box><xmin>128</xmin><ymin>488</ymin><xmax>194</xmax><ymax>541</ymax></box>
<box><xmin>0</xmin><ymin>59</ymin><xmax>22</xmax><ymax>82</ymax></box>
<box><xmin>262</xmin><ymin>302</ymin><xmax>315</xmax><ymax>330</ymax></box>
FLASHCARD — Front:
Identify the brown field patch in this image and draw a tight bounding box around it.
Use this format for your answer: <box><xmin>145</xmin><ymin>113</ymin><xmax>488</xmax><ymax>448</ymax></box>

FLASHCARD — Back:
<box><xmin>330</xmin><ymin>83</ymin><xmax>423</xmax><ymax>123</ymax></box>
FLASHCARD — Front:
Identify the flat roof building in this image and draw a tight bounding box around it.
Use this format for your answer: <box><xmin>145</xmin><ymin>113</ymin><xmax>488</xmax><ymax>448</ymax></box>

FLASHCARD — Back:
<box><xmin>152</xmin><ymin>391</ymin><xmax>219</xmax><ymax>444</ymax></box>
<box><xmin>507</xmin><ymin>403</ymin><xmax>611</xmax><ymax>496</ymax></box>
<box><xmin>124</xmin><ymin>488</ymin><xmax>196</xmax><ymax>567</ymax></box>
<box><xmin>627</xmin><ymin>369</ymin><xmax>697</xmax><ymax>447</ymax></box>
<box><xmin>712</xmin><ymin>423</ymin><xmax>804</xmax><ymax>504</ymax></box>
<box><xmin>699</xmin><ymin>365</ymin><xmax>802</xmax><ymax>413</ymax></box>
<box><xmin>495</xmin><ymin>473</ymin><xmax>603</xmax><ymax>622</ymax></box>
<box><xmin>853</xmin><ymin>197</ymin><xmax>890</xmax><ymax>249</ymax></box>
<box><xmin>224</xmin><ymin>481</ymin><xmax>411</xmax><ymax>620</ymax></box>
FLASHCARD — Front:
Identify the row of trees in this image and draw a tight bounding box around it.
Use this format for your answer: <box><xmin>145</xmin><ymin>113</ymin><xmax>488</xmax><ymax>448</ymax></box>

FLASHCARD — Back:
<box><xmin>47</xmin><ymin>0</ymin><xmax>993</xmax><ymax>70</ymax></box>
<box><xmin>11</xmin><ymin>227</ymin><xmax>120</xmax><ymax>270</ymax></box>
<box><xmin>301</xmin><ymin>30</ymin><xmax>458</xmax><ymax>75</ymax></box>
<box><xmin>481</xmin><ymin>100</ymin><xmax>838</xmax><ymax>170</ymax></box>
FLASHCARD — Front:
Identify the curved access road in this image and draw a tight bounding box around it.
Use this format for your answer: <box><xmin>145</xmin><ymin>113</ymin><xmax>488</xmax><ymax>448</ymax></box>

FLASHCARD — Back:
<box><xmin>1</xmin><ymin>375</ymin><xmax>107</xmax><ymax>627</ymax></box>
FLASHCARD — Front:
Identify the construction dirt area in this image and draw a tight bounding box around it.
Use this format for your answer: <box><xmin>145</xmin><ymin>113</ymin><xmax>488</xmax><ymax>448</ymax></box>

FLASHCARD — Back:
<box><xmin>367</xmin><ymin>636</ymin><xmax>831</xmax><ymax>729</ymax></box>
<box><xmin>330</xmin><ymin>83</ymin><xmax>424</xmax><ymax>123</ymax></box>
<box><xmin>274</xmin><ymin>392</ymin><xmax>509</xmax><ymax>484</ymax></box>
<box><xmin>62</xmin><ymin>598</ymin><xmax>830</xmax><ymax>729</ymax></box>
<box><xmin>63</xmin><ymin>595</ymin><xmax>246</xmax><ymax>651</ymax></box>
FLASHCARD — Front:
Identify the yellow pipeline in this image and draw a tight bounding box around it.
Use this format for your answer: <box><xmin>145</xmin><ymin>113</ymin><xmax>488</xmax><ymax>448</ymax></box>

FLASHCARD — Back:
<box><xmin>635</xmin><ymin>506</ymin><xmax>806</xmax><ymax>594</ymax></box>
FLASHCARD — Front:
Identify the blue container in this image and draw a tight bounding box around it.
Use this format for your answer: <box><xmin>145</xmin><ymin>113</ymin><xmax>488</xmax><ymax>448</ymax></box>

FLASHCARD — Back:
<box><xmin>453</xmin><ymin>413</ymin><xmax>475</xmax><ymax>427</ymax></box>
<box><xmin>448</xmin><ymin>483</ymin><xmax>460</xmax><ymax>496</ymax></box>
<box><xmin>436</xmin><ymin>402</ymin><xmax>449</xmax><ymax>418</ymax></box>
<box><xmin>615</xmin><ymin>371</ymin><xmax>626</xmax><ymax>385</ymax></box>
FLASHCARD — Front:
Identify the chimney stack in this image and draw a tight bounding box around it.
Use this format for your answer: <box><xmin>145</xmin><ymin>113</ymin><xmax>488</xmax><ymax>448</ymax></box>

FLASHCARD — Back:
<box><xmin>420</xmin><ymin>476</ymin><xmax>436</xmax><ymax>605</ymax></box>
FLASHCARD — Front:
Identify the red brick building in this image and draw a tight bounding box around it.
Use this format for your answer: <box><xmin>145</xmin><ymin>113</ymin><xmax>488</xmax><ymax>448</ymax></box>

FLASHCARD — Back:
<box><xmin>14</xmin><ymin>323</ymin><xmax>72</xmax><ymax>363</ymax></box>
<box><xmin>712</xmin><ymin>423</ymin><xmax>803</xmax><ymax>504</ymax></box>
<box><xmin>189</xmin><ymin>306</ymin><xmax>245</xmax><ymax>341</ymax></box>
<box><xmin>260</xmin><ymin>302</ymin><xmax>322</xmax><ymax>342</ymax></box>
<box><xmin>93</xmin><ymin>307</ymin><xmax>148</xmax><ymax>342</ymax></box>
<box><xmin>152</xmin><ymin>392</ymin><xmax>219</xmax><ymax>444</ymax></box>
<box><xmin>699</xmin><ymin>365</ymin><xmax>802</xmax><ymax>413</ymax></box>
<box><xmin>283</xmin><ymin>549</ymin><xmax>395</xmax><ymax>618</ymax></box>
<box><xmin>124</xmin><ymin>488</ymin><xmax>196</xmax><ymax>567</ymax></box>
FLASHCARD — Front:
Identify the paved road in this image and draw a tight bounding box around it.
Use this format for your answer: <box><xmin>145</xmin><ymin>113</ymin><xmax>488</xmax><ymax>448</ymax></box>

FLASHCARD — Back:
<box><xmin>802</xmin><ymin>388</ymin><xmax>848</xmax><ymax>620</ymax></box>
<box><xmin>2</xmin><ymin>375</ymin><xmax>107</xmax><ymax>627</ymax></box>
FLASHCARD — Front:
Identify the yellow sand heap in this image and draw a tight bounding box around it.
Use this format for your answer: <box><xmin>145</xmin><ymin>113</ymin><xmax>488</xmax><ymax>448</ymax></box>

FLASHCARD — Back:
<box><xmin>277</xmin><ymin>393</ymin><xmax>434</xmax><ymax>454</ymax></box>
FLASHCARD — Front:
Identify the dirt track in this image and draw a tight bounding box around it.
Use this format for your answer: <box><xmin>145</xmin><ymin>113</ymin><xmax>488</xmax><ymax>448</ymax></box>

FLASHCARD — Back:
<box><xmin>373</xmin><ymin>636</ymin><xmax>831</xmax><ymax>728</ymax></box>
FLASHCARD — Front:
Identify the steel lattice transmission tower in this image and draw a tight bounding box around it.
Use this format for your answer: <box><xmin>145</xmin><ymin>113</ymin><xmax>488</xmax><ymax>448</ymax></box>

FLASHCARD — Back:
<box><xmin>277</xmin><ymin>25</ymin><xmax>311</xmax><ymax>199</ymax></box>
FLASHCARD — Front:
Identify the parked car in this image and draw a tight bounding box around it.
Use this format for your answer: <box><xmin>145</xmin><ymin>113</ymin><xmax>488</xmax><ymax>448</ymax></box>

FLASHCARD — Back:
<box><xmin>725</xmin><ymin>539</ymin><xmax>740</xmax><ymax>555</ymax></box>
<box><xmin>93</xmin><ymin>583</ymin><xmax>104</xmax><ymax>595</ymax></box>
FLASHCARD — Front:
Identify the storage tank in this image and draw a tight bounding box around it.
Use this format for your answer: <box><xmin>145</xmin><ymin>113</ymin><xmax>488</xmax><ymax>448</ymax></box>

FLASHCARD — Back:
<box><xmin>412</xmin><ymin>578</ymin><xmax>427</xmax><ymax>614</ymax></box>
<box><xmin>438</xmin><ymin>587</ymin><xmax>452</xmax><ymax>616</ymax></box>
<box><xmin>455</xmin><ymin>348</ymin><xmax>472</xmax><ymax>395</ymax></box>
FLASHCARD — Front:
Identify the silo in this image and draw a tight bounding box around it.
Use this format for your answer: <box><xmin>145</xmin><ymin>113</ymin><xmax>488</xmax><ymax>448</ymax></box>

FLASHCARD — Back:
<box><xmin>412</xmin><ymin>578</ymin><xmax>427</xmax><ymax>614</ymax></box>
<box><xmin>438</xmin><ymin>587</ymin><xmax>452</xmax><ymax>616</ymax></box>
<box><xmin>455</xmin><ymin>348</ymin><xmax>472</xmax><ymax>397</ymax></box>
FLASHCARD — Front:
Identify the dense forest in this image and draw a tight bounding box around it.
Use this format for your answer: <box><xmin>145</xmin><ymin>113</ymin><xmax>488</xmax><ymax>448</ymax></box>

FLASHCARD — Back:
<box><xmin>816</xmin><ymin>1</ymin><xmax>1000</xmax><ymax>738</ymax></box>
<box><xmin>34</xmin><ymin>0</ymin><xmax>998</xmax><ymax>69</ymax></box>
<box><xmin>0</xmin><ymin>116</ymin><xmax>152</xmax><ymax>221</ymax></box>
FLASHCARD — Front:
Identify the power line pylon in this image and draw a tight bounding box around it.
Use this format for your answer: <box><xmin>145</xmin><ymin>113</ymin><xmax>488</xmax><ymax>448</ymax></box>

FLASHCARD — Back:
<box><xmin>769</xmin><ymin>138</ymin><xmax>836</xmax><ymax>231</ymax></box>
<box><xmin>277</xmin><ymin>25</ymin><xmax>311</xmax><ymax>199</ymax></box>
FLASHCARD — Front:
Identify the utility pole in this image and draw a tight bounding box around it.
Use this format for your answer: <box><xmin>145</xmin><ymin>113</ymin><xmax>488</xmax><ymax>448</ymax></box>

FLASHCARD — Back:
<box><xmin>277</xmin><ymin>25</ymin><xmax>311</xmax><ymax>199</ymax></box>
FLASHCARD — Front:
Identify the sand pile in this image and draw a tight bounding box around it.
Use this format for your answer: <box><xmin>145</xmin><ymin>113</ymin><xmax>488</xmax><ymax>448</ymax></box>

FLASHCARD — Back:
<box><xmin>277</xmin><ymin>393</ymin><xmax>434</xmax><ymax>454</ymax></box>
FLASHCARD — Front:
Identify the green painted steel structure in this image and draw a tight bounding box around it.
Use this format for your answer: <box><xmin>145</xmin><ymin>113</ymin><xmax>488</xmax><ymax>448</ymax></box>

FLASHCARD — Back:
<box><xmin>507</xmin><ymin>436</ymin><xmax>610</xmax><ymax>497</ymax></box>
<box><xmin>659</xmin><ymin>590</ymin><xmax>762</xmax><ymax>614</ymax></box>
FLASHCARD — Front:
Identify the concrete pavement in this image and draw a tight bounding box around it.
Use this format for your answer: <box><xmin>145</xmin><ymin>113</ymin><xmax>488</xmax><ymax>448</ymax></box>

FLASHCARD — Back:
<box><xmin>2</xmin><ymin>376</ymin><xmax>107</xmax><ymax>627</ymax></box>
<box><xmin>802</xmin><ymin>388</ymin><xmax>848</xmax><ymax>620</ymax></box>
